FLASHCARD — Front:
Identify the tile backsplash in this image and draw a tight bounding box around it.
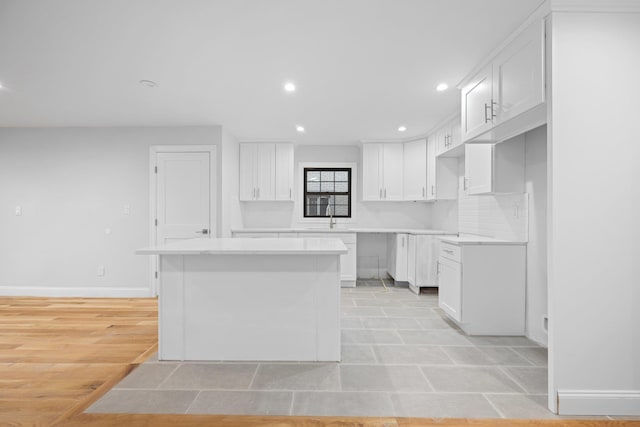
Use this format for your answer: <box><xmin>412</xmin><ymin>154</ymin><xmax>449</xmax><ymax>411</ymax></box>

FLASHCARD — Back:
<box><xmin>458</xmin><ymin>192</ymin><xmax>529</xmax><ymax>241</ymax></box>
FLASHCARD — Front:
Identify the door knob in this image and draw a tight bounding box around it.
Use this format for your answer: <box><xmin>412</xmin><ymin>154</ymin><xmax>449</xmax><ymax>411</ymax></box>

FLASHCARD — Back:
<box><xmin>196</xmin><ymin>229</ymin><xmax>209</xmax><ymax>234</ymax></box>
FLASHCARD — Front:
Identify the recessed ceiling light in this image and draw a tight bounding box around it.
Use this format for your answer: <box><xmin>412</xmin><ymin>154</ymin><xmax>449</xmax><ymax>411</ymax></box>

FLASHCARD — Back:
<box><xmin>436</xmin><ymin>83</ymin><xmax>448</xmax><ymax>92</ymax></box>
<box><xmin>398</xmin><ymin>126</ymin><xmax>407</xmax><ymax>132</ymax></box>
<box><xmin>284</xmin><ymin>82</ymin><xmax>296</xmax><ymax>92</ymax></box>
<box><xmin>296</xmin><ymin>125</ymin><xmax>305</xmax><ymax>133</ymax></box>
<box><xmin>139</xmin><ymin>79</ymin><xmax>157</xmax><ymax>88</ymax></box>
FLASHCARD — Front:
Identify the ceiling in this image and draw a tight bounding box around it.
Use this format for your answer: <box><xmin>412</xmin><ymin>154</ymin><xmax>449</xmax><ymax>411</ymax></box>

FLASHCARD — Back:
<box><xmin>0</xmin><ymin>0</ymin><xmax>544</xmax><ymax>144</ymax></box>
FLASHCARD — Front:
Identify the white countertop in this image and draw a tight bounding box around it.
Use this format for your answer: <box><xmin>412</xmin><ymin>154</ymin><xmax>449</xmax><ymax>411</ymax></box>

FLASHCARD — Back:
<box><xmin>137</xmin><ymin>237</ymin><xmax>348</xmax><ymax>255</ymax></box>
<box><xmin>437</xmin><ymin>234</ymin><xmax>527</xmax><ymax>245</ymax></box>
<box><xmin>231</xmin><ymin>227</ymin><xmax>452</xmax><ymax>235</ymax></box>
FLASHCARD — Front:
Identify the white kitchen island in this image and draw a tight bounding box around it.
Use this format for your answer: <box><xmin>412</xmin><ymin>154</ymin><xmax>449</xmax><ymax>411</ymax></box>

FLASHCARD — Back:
<box><xmin>137</xmin><ymin>237</ymin><xmax>346</xmax><ymax>362</ymax></box>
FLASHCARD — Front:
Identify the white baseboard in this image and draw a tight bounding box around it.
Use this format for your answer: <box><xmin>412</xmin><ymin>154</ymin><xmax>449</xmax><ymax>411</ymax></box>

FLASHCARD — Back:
<box><xmin>0</xmin><ymin>285</ymin><xmax>152</xmax><ymax>298</ymax></box>
<box><xmin>558</xmin><ymin>390</ymin><xmax>640</xmax><ymax>415</ymax></box>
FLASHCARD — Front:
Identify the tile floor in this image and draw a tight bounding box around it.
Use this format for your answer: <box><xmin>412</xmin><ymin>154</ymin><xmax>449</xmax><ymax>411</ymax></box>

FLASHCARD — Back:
<box><xmin>86</xmin><ymin>280</ymin><xmax>619</xmax><ymax>419</ymax></box>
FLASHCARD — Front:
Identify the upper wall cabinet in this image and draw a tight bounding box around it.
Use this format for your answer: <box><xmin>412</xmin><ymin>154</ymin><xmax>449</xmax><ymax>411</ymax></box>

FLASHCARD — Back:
<box><xmin>362</xmin><ymin>143</ymin><xmax>403</xmax><ymax>201</ymax></box>
<box><xmin>436</xmin><ymin>116</ymin><xmax>463</xmax><ymax>157</ymax></box>
<box><xmin>403</xmin><ymin>139</ymin><xmax>427</xmax><ymax>201</ymax></box>
<box><xmin>426</xmin><ymin>136</ymin><xmax>458</xmax><ymax>201</ymax></box>
<box><xmin>461</xmin><ymin>20</ymin><xmax>545</xmax><ymax>143</ymax></box>
<box><xmin>239</xmin><ymin>143</ymin><xmax>294</xmax><ymax>201</ymax></box>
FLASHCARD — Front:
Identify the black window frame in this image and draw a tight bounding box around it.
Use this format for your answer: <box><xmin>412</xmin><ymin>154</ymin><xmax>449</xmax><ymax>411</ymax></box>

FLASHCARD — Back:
<box><xmin>303</xmin><ymin>167</ymin><xmax>352</xmax><ymax>218</ymax></box>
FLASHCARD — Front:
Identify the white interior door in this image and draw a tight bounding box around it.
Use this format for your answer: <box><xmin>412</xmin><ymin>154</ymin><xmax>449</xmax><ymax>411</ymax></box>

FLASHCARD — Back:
<box><xmin>156</xmin><ymin>152</ymin><xmax>211</xmax><ymax>245</ymax></box>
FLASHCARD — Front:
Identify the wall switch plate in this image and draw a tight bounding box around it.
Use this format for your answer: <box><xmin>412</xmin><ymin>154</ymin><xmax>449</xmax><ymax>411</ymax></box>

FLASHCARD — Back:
<box><xmin>15</xmin><ymin>206</ymin><xmax>22</xmax><ymax>216</ymax></box>
<box><xmin>97</xmin><ymin>266</ymin><xmax>105</xmax><ymax>276</ymax></box>
<box><xmin>105</xmin><ymin>228</ymin><xmax>111</xmax><ymax>235</ymax></box>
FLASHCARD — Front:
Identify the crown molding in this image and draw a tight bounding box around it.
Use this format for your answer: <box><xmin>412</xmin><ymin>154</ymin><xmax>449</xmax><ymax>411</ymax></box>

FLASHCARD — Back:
<box><xmin>550</xmin><ymin>0</ymin><xmax>640</xmax><ymax>13</ymax></box>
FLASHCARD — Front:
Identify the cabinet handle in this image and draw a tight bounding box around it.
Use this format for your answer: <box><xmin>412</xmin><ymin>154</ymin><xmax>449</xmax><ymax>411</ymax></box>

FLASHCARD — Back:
<box><xmin>402</xmin><ymin>236</ymin><xmax>405</xmax><ymax>247</ymax></box>
<box><xmin>431</xmin><ymin>185</ymin><xmax>435</xmax><ymax>196</ymax></box>
<box><xmin>422</xmin><ymin>187</ymin><xmax>425</xmax><ymax>197</ymax></box>
<box><xmin>257</xmin><ymin>188</ymin><xmax>260</xmax><ymax>199</ymax></box>
<box><xmin>253</xmin><ymin>188</ymin><xmax>256</xmax><ymax>199</ymax></box>
<box><xmin>436</xmin><ymin>261</ymin><xmax>440</xmax><ymax>275</ymax></box>
<box><xmin>463</xmin><ymin>177</ymin><xmax>468</xmax><ymax>191</ymax></box>
<box><xmin>379</xmin><ymin>188</ymin><xmax>382</xmax><ymax>199</ymax></box>
<box><xmin>444</xmin><ymin>249</ymin><xmax>454</xmax><ymax>254</ymax></box>
<box><xmin>289</xmin><ymin>188</ymin><xmax>292</xmax><ymax>199</ymax></box>
<box><xmin>484</xmin><ymin>103</ymin><xmax>492</xmax><ymax>123</ymax></box>
<box><xmin>491</xmin><ymin>100</ymin><xmax>497</xmax><ymax>119</ymax></box>
<box><xmin>384</xmin><ymin>188</ymin><xmax>387</xmax><ymax>199</ymax></box>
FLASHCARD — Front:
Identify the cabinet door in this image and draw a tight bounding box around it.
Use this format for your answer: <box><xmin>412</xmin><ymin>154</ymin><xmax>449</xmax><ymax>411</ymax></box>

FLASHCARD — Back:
<box><xmin>403</xmin><ymin>140</ymin><xmax>427</xmax><ymax>200</ymax></box>
<box><xmin>465</xmin><ymin>143</ymin><xmax>494</xmax><ymax>195</ymax></box>
<box><xmin>448</xmin><ymin>119</ymin><xmax>463</xmax><ymax>150</ymax></box>
<box><xmin>239</xmin><ymin>143</ymin><xmax>256</xmax><ymax>201</ymax></box>
<box><xmin>415</xmin><ymin>235</ymin><xmax>437</xmax><ymax>287</ymax></box>
<box><xmin>493</xmin><ymin>20</ymin><xmax>544</xmax><ymax>125</ymax></box>
<box><xmin>362</xmin><ymin>144</ymin><xmax>383</xmax><ymax>200</ymax></box>
<box><xmin>438</xmin><ymin>257</ymin><xmax>462</xmax><ymax>322</ymax></box>
<box><xmin>461</xmin><ymin>64</ymin><xmax>494</xmax><ymax>141</ymax></box>
<box><xmin>407</xmin><ymin>235</ymin><xmax>416</xmax><ymax>286</ymax></box>
<box><xmin>256</xmin><ymin>143</ymin><xmax>275</xmax><ymax>200</ymax></box>
<box><xmin>275</xmin><ymin>143</ymin><xmax>294</xmax><ymax>201</ymax></box>
<box><xmin>394</xmin><ymin>234</ymin><xmax>409</xmax><ymax>282</ymax></box>
<box><xmin>382</xmin><ymin>143</ymin><xmax>403</xmax><ymax>200</ymax></box>
<box><xmin>426</xmin><ymin>136</ymin><xmax>437</xmax><ymax>201</ymax></box>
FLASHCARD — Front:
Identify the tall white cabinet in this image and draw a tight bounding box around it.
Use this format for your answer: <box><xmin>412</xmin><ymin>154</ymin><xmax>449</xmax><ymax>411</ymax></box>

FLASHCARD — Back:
<box><xmin>239</xmin><ymin>143</ymin><xmax>294</xmax><ymax>201</ymax></box>
<box><xmin>362</xmin><ymin>143</ymin><xmax>403</xmax><ymax>201</ymax></box>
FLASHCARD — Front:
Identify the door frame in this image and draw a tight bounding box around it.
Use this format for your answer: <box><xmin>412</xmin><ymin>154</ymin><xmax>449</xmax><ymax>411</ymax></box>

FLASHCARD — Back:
<box><xmin>149</xmin><ymin>145</ymin><xmax>217</xmax><ymax>296</ymax></box>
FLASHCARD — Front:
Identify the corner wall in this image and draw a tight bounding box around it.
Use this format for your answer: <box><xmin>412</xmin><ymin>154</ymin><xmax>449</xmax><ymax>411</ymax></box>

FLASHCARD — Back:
<box><xmin>548</xmin><ymin>11</ymin><xmax>640</xmax><ymax>415</ymax></box>
<box><xmin>0</xmin><ymin>126</ymin><xmax>222</xmax><ymax>297</ymax></box>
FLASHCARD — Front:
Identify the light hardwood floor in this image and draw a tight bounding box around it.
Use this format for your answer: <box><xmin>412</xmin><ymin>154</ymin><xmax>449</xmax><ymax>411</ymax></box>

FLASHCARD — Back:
<box><xmin>0</xmin><ymin>297</ymin><xmax>637</xmax><ymax>427</ymax></box>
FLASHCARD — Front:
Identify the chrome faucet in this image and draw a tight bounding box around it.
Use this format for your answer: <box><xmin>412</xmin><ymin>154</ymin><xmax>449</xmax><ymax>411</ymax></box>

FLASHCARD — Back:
<box><xmin>326</xmin><ymin>205</ymin><xmax>336</xmax><ymax>229</ymax></box>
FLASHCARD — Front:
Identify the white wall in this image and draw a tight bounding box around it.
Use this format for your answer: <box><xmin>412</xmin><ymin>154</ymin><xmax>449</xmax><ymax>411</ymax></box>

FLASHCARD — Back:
<box><xmin>220</xmin><ymin>129</ymin><xmax>241</xmax><ymax>237</ymax></box>
<box><xmin>548</xmin><ymin>11</ymin><xmax>640</xmax><ymax>415</ymax></box>
<box><xmin>240</xmin><ymin>144</ymin><xmax>433</xmax><ymax>229</ymax></box>
<box><xmin>524</xmin><ymin>125</ymin><xmax>547</xmax><ymax>346</ymax></box>
<box><xmin>0</xmin><ymin>127</ymin><xmax>222</xmax><ymax>297</ymax></box>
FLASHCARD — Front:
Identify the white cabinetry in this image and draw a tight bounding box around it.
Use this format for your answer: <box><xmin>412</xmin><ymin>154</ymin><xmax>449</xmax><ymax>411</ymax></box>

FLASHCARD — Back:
<box><xmin>464</xmin><ymin>134</ymin><xmax>524</xmax><ymax>195</ymax></box>
<box><xmin>239</xmin><ymin>143</ymin><xmax>294</xmax><ymax>201</ymax></box>
<box><xmin>403</xmin><ymin>139</ymin><xmax>427</xmax><ymax>201</ymax></box>
<box><xmin>275</xmin><ymin>143</ymin><xmax>294</xmax><ymax>201</ymax></box>
<box><xmin>461</xmin><ymin>20</ymin><xmax>545</xmax><ymax>142</ymax></box>
<box><xmin>387</xmin><ymin>233</ymin><xmax>409</xmax><ymax>282</ymax></box>
<box><xmin>436</xmin><ymin>117</ymin><xmax>463</xmax><ymax>156</ymax></box>
<box><xmin>426</xmin><ymin>136</ymin><xmax>457</xmax><ymax>201</ymax></box>
<box><xmin>437</xmin><ymin>241</ymin><xmax>526</xmax><ymax>335</ymax></box>
<box><xmin>407</xmin><ymin>235</ymin><xmax>442</xmax><ymax>294</ymax></box>
<box><xmin>362</xmin><ymin>143</ymin><xmax>403</xmax><ymax>201</ymax></box>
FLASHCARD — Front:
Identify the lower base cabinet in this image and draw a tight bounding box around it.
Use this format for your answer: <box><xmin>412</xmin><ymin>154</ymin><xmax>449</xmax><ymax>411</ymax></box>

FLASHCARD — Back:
<box><xmin>437</xmin><ymin>241</ymin><xmax>526</xmax><ymax>335</ymax></box>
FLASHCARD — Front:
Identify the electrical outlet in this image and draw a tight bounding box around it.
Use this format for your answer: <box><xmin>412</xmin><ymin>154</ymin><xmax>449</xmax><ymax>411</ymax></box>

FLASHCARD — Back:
<box><xmin>97</xmin><ymin>266</ymin><xmax>105</xmax><ymax>276</ymax></box>
<box><xmin>123</xmin><ymin>205</ymin><xmax>130</xmax><ymax>215</ymax></box>
<box><xmin>15</xmin><ymin>206</ymin><xmax>22</xmax><ymax>216</ymax></box>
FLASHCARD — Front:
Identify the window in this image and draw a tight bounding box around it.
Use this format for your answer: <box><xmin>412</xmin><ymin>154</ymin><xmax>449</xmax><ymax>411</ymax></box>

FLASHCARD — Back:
<box><xmin>303</xmin><ymin>168</ymin><xmax>351</xmax><ymax>218</ymax></box>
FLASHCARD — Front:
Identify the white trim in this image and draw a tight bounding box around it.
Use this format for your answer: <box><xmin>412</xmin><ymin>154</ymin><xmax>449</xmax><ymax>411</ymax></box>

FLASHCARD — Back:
<box><xmin>558</xmin><ymin>390</ymin><xmax>640</xmax><ymax>416</ymax></box>
<box><xmin>149</xmin><ymin>145</ymin><xmax>217</xmax><ymax>296</ymax></box>
<box><xmin>550</xmin><ymin>0</ymin><xmax>640</xmax><ymax>12</ymax></box>
<box><xmin>297</xmin><ymin>162</ymin><xmax>358</xmax><ymax>225</ymax></box>
<box><xmin>0</xmin><ymin>286</ymin><xmax>151</xmax><ymax>298</ymax></box>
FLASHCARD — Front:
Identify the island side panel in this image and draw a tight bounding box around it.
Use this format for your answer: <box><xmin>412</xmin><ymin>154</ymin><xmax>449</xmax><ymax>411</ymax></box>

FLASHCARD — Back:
<box><xmin>313</xmin><ymin>255</ymin><xmax>341</xmax><ymax>361</ymax></box>
<box><xmin>180</xmin><ymin>253</ymin><xmax>341</xmax><ymax>361</ymax></box>
<box><xmin>158</xmin><ymin>255</ymin><xmax>185</xmax><ymax>360</ymax></box>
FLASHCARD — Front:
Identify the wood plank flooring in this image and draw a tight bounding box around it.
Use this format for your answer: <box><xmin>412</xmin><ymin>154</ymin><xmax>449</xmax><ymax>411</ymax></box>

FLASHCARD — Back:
<box><xmin>0</xmin><ymin>297</ymin><xmax>158</xmax><ymax>426</ymax></box>
<box><xmin>0</xmin><ymin>297</ymin><xmax>638</xmax><ymax>427</ymax></box>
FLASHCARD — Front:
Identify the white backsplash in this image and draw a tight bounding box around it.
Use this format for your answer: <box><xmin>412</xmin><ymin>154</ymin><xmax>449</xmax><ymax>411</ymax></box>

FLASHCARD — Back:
<box><xmin>458</xmin><ymin>192</ymin><xmax>529</xmax><ymax>241</ymax></box>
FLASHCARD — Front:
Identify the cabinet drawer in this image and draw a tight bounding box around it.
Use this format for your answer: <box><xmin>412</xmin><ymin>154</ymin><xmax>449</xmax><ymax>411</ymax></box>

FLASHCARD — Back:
<box><xmin>232</xmin><ymin>232</ymin><xmax>278</xmax><ymax>238</ymax></box>
<box><xmin>439</xmin><ymin>242</ymin><xmax>461</xmax><ymax>262</ymax></box>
